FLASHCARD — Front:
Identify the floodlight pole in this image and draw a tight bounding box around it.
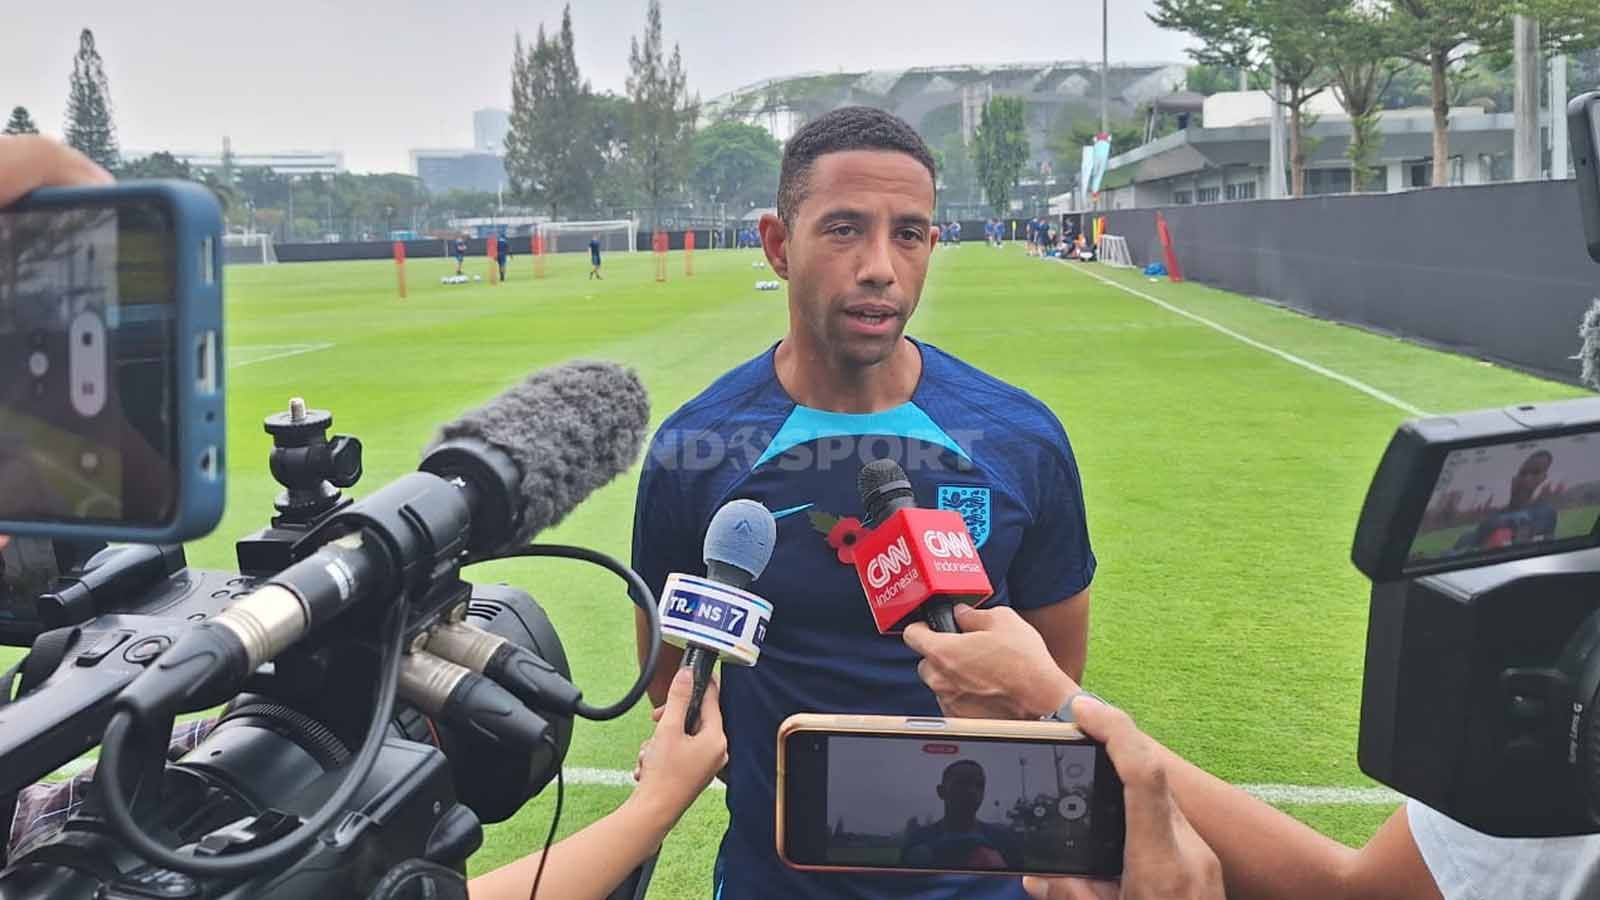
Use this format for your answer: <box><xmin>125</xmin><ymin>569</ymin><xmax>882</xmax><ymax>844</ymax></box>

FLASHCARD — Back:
<box><xmin>1101</xmin><ymin>0</ymin><xmax>1109</xmax><ymax>134</ymax></box>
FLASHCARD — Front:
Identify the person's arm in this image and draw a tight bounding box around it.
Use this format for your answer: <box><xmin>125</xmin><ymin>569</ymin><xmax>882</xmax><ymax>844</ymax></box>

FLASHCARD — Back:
<box><xmin>627</xmin><ymin>440</ymin><xmax>698</xmax><ymax>707</ymax></box>
<box><xmin>1007</xmin><ymin>430</ymin><xmax>1096</xmax><ymax>683</ymax></box>
<box><xmin>1153</xmin><ymin>752</ymin><xmax>1440</xmax><ymax>900</ymax></box>
<box><xmin>1017</xmin><ymin>589</ymin><xmax>1089</xmax><ymax>682</ymax></box>
<box><xmin>905</xmin><ymin>607</ymin><xmax>1443</xmax><ymax>900</ymax></box>
<box><xmin>467</xmin><ymin>668</ymin><xmax>728</xmax><ymax>900</ymax></box>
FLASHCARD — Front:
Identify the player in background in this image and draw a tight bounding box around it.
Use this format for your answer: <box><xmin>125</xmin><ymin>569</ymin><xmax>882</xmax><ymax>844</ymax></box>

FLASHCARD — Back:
<box><xmin>495</xmin><ymin>231</ymin><xmax>511</xmax><ymax>281</ymax></box>
<box><xmin>453</xmin><ymin>236</ymin><xmax>468</xmax><ymax>275</ymax></box>
<box><xmin>590</xmin><ymin>233</ymin><xmax>603</xmax><ymax>280</ymax></box>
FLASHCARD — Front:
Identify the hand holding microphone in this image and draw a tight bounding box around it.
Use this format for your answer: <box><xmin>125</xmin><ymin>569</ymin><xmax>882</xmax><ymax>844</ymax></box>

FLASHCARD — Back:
<box><xmin>630</xmin><ymin>668</ymin><xmax>730</xmax><ymax>830</ymax></box>
<box><xmin>853</xmin><ymin>459</ymin><xmax>993</xmax><ymax>635</ymax></box>
<box><xmin>903</xmin><ymin>604</ymin><xmax>1076</xmax><ymax>720</ymax></box>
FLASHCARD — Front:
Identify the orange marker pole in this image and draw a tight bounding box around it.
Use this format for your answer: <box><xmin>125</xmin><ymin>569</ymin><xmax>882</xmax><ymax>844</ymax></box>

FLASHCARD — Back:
<box><xmin>653</xmin><ymin>230</ymin><xmax>667</xmax><ymax>282</ymax></box>
<box><xmin>487</xmin><ymin>234</ymin><xmax>499</xmax><ymax>286</ymax></box>
<box><xmin>684</xmin><ymin>229</ymin><xmax>695</xmax><ymax>277</ymax></box>
<box><xmin>393</xmin><ymin>240</ymin><xmax>407</xmax><ymax>299</ymax></box>
<box><xmin>532</xmin><ymin>233</ymin><xmax>545</xmax><ymax>279</ymax></box>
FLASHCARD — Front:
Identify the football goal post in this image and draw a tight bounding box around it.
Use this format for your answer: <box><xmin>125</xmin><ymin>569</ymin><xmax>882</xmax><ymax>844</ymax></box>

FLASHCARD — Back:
<box><xmin>223</xmin><ymin>233</ymin><xmax>277</xmax><ymax>265</ymax></box>
<box><xmin>539</xmin><ymin>219</ymin><xmax>638</xmax><ymax>254</ymax></box>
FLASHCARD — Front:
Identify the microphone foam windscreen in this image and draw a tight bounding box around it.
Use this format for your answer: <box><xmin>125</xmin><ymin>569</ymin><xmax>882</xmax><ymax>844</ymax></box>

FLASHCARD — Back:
<box><xmin>1580</xmin><ymin>299</ymin><xmax>1600</xmax><ymax>391</ymax></box>
<box><xmin>429</xmin><ymin>361</ymin><xmax>649</xmax><ymax>544</ymax></box>
<box><xmin>703</xmin><ymin>499</ymin><xmax>777</xmax><ymax>580</ymax></box>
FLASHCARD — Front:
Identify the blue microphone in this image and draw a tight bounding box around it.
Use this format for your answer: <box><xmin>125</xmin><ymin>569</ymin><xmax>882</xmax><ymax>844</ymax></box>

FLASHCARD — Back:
<box><xmin>659</xmin><ymin>499</ymin><xmax>777</xmax><ymax>734</ymax></box>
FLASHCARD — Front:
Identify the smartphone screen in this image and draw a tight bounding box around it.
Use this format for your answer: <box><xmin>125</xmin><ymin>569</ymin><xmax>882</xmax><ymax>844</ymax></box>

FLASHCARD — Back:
<box><xmin>0</xmin><ymin>200</ymin><xmax>180</xmax><ymax>528</ymax></box>
<box><xmin>782</xmin><ymin>728</ymin><xmax>1124</xmax><ymax>878</ymax></box>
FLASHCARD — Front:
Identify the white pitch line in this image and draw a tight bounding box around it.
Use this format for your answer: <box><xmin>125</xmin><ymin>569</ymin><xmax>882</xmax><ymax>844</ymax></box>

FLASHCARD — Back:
<box><xmin>42</xmin><ymin>760</ymin><xmax>1398</xmax><ymax>806</ymax></box>
<box><xmin>1059</xmin><ymin>262</ymin><xmax>1429</xmax><ymax>417</ymax></box>
<box><xmin>229</xmin><ymin>342</ymin><xmax>336</xmax><ymax>369</ymax></box>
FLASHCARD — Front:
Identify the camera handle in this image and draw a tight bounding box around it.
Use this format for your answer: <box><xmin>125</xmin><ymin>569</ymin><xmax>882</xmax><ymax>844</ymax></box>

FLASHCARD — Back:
<box><xmin>0</xmin><ymin>627</ymin><xmax>86</xmax><ymax>868</ymax></box>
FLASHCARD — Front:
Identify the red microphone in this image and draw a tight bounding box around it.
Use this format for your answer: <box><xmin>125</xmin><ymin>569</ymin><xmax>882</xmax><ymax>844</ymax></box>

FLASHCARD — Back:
<box><xmin>853</xmin><ymin>459</ymin><xmax>993</xmax><ymax>634</ymax></box>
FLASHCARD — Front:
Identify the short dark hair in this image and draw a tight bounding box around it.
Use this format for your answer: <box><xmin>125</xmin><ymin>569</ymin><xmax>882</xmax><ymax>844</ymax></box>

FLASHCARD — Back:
<box><xmin>776</xmin><ymin>106</ymin><xmax>937</xmax><ymax>225</ymax></box>
<box><xmin>942</xmin><ymin>759</ymin><xmax>985</xmax><ymax>783</ymax></box>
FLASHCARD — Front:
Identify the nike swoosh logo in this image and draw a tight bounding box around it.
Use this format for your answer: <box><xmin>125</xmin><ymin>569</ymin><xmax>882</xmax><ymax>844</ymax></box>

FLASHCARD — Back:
<box><xmin>770</xmin><ymin>503</ymin><xmax>815</xmax><ymax>520</ymax></box>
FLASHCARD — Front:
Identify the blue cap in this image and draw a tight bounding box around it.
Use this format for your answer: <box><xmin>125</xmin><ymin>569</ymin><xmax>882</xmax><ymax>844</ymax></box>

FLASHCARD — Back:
<box><xmin>702</xmin><ymin>498</ymin><xmax>777</xmax><ymax>580</ymax></box>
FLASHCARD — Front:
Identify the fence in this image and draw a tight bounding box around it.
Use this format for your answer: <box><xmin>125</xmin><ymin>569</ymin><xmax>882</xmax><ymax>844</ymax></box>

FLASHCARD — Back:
<box><xmin>1101</xmin><ymin>180</ymin><xmax>1600</xmax><ymax>385</ymax></box>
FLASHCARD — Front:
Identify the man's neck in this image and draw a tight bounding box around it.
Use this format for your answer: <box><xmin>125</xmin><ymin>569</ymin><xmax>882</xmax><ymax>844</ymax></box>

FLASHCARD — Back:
<box><xmin>939</xmin><ymin>814</ymin><xmax>979</xmax><ymax>833</ymax></box>
<box><xmin>773</xmin><ymin>334</ymin><xmax>922</xmax><ymax>413</ymax></box>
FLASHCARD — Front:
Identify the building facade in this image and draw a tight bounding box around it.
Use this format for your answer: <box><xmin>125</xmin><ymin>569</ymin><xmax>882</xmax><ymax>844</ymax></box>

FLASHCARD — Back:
<box><xmin>410</xmin><ymin>149</ymin><xmax>508</xmax><ymax>195</ymax></box>
<box><xmin>473</xmin><ymin>108</ymin><xmax>511</xmax><ymax>153</ymax></box>
<box><xmin>135</xmin><ymin>149</ymin><xmax>346</xmax><ymax>176</ymax></box>
<box><xmin>1098</xmin><ymin>91</ymin><xmax>1523</xmax><ymax>210</ymax></box>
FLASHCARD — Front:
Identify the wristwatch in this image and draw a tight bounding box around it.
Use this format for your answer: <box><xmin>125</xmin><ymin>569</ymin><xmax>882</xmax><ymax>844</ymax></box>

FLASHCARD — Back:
<box><xmin>1043</xmin><ymin>690</ymin><xmax>1104</xmax><ymax>725</ymax></box>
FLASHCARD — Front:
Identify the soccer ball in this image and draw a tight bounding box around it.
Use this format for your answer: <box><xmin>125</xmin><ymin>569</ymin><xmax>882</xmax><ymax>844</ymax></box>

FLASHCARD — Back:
<box><xmin>473</xmin><ymin>275</ymin><xmax>482</xmax><ymax>282</ymax></box>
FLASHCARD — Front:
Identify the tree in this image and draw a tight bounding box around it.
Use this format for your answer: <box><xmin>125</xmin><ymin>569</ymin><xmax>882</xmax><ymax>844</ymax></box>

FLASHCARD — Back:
<box><xmin>627</xmin><ymin>0</ymin><xmax>697</xmax><ymax>222</ymax></box>
<box><xmin>1050</xmin><ymin>115</ymin><xmax>1146</xmax><ymax>164</ymax></box>
<box><xmin>691</xmin><ymin>120</ymin><xmax>781</xmax><ymax>211</ymax></box>
<box><xmin>3</xmin><ymin>106</ymin><xmax>38</xmax><ymax>135</ymax></box>
<box><xmin>1152</xmin><ymin>0</ymin><xmax>1341</xmax><ymax>196</ymax></box>
<box><xmin>589</xmin><ymin>92</ymin><xmax>638</xmax><ymax>214</ymax></box>
<box><xmin>1329</xmin><ymin>4</ymin><xmax>1408</xmax><ymax>191</ymax></box>
<box><xmin>1385</xmin><ymin>0</ymin><xmax>1599</xmax><ymax>187</ymax></box>
<box><xmin>118</xmin><ymin>151</ymin><xmax>193</xmax><ymax>179</ymax></box>
<box><xmin>64</xmin><ymin>29</ymin><xmax>118</xmax><ymax>169</ymax></box>
<box><xmin>972</xmin><ymin>96</ymin><xmax>1028</xmax><ymax>216</ymax></box>
<box><xmin>505</xmin><ymin>6</ymin><xmax>600</xmax><ymax>219</ymax></box>
<box><xmin>936</xmin><ymin>133</ymin><xmax>979</xmax><ymax>207</ymax></box>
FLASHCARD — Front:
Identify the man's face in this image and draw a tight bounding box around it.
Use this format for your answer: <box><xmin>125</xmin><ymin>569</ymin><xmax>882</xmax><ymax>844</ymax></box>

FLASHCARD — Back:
<box><xmin>937</xmin><ymin>762</ymin><xmax>986</xmax><ymax>821</ymax></box>
<box><xmin>763</xmin><ymin>150</ymin><xmax>936</xmax><ymax>369</ymax></box>
<box><xmin>1510</xmin><ymin>453</ymin><xmax>1552</xmax><ymax>507</ymax></box>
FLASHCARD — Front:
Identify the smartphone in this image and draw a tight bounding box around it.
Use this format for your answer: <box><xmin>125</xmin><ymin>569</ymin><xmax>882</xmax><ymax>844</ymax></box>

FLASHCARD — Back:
<box><xmin>777</xmin><ymin>714</ymin><xmax>1125</xmax><ymax>880</ymax></box>
<box><xmin>0</xmin><ymin>180</ymin><xmax>225</xmax><ymax>542</ymax></box>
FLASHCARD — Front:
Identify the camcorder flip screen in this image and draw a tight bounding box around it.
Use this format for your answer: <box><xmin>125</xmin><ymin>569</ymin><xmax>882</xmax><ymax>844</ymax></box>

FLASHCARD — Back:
<box><xmin>1353</xmin><ymin>398</ymin><xmax>1600</xmax><ymax>580</ymax></box>
<box><xmin>1408</xmin><ymin>434</ymin><xmax>1600</xmax><ymax>566</ymax></box>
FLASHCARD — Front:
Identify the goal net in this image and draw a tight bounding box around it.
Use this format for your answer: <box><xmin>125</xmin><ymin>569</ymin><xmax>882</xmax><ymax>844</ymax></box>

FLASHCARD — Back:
<box><xmin>223</xmin><ymin>233</ymin><xmax>277</xmax><ymax>265</ymax></box>
<box><xmin>538</xmin><ymin>219</ymin><xmax>637</xmax><ymax>254</ymax></box>
<box><xmin>1098</xmin><ymin>235</ymin><xmax>1134</xmax><ymax>268</ymax></box>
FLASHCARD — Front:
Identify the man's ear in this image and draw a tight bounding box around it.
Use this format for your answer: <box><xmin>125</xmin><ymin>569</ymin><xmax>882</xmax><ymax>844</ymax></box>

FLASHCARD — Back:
<box><xmin>759</xmin><ymin>213</ymin><xmax>789</xmax><ymax>279</ymax></box>
<box><xmin>929</xmin><ymin>225</ymin><xmax>940</xmax><ymax>248</ymax></box>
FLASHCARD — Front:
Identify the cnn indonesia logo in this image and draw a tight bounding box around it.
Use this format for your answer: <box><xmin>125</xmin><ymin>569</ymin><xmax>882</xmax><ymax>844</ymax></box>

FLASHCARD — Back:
<box><xmin>864</xmin><ymin>529</ymin><xmax>978</xmax><ymax>589</ymax></box>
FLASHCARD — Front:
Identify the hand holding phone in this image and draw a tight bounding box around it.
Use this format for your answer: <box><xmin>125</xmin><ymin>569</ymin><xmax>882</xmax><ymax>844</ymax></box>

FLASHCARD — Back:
<box><xmin>1021</xmin><ymin>696</ymin><xmax>1223</xmax><ymax>900</ymax></box>
<box><xmin>0</xmin><ymin>136</ymin><xmax>224</xmax><ymax>542</ymax></box>
<box><xmin>777</xmin><ymin>714</ymin><xmax>1126</xmax><ymax>880</ymax></box>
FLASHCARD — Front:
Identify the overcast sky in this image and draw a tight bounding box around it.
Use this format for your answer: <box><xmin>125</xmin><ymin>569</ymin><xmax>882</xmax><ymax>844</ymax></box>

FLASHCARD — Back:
<box><xmin>3</xmin><ymin>1</ymin><xmax>1194</xmax><ymax>174</ymax></box>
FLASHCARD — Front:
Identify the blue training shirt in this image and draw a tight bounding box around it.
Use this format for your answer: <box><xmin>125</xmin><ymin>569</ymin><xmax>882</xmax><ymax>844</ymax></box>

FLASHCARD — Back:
<box><xmin>631</xmin><ymin>338</ymin><xmax>1096</xmax><ymax>900</ymax></box>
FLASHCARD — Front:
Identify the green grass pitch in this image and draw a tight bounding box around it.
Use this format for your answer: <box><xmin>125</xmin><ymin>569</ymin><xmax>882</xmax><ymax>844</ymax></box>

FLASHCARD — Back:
<box><xmin>3</xmin><ymin>244</ymin><xmax>1588</xmax><ymax>897</ymax></box>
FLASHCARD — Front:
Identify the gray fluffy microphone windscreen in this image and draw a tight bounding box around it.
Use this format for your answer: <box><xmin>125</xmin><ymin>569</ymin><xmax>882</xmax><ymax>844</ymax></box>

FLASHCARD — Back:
<box><xmin>1580</xmin><ymin>299</ymin><xmax>1600</xmax><ymax>391</ymax></box>
<box><xmin>428</xmin><ymin>361</ymin><xmax>650</xmax><ymax>545</ymax></box>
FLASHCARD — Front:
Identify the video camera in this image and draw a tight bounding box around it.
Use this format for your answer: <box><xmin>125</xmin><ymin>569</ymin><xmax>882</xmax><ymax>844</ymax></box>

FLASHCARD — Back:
<box><xmin>0</xmin><ymin>181</ymin><xmax>659</xmax><ymax>897</ymax></box>
<box><xmin>1352</xmin><ymin>91</ymin><xmax>1600</xmax><ymax>838</ymax></box>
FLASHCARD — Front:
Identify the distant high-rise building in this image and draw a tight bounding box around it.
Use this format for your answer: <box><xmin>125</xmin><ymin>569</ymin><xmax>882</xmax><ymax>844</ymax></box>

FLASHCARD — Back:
<box><xmin>474</xmin><ymin>108</ymin><xmax>511</xmax><ymax>153</ymax></box>
<box><xmin>410</xmin><ymin>149</ymin><xmax>507</xmax><ymax>194</ymax></box>
<box><xmin>126</xmin><ymin>147</ymin><xmax>346</xmax><ymax>176</ymax></box>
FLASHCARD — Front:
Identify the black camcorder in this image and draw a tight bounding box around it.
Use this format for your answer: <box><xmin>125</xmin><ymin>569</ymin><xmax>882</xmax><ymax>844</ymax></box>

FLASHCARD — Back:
<box><xmin>1353</xmin><ymin>91</ymin><xmax>1600</xmax><ymax>838</ymax></box>
<box><xmin>0</xmin><ymin>387</ymin><xmax>657</xmax><ymax>899</ymax></box>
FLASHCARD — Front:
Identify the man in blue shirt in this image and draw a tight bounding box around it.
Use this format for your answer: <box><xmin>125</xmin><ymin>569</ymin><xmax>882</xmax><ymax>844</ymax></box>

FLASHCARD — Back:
<box><xmin>454</xmin><ymin>236</ymin><xmax>467</xmax><ymax>275</ymax></box>
<box><xmin>1451</xmin><ymin>449</ymin><xmax>1560</xmax><ymax>554</ymax></box>
<box><xmin>899</xmin><ymin>760</ymin><xmax>1024</xmax><ymax>871</ymax></box>
<box><xmin>494</xmin><ymin>232</ymin><xmax>510</xmax><ymax>281</ymax></box>
<box><xmin>631</xmin><ymin>106</ymin><xmax>1093</xmax><ymax>900</ymax></box>
<box><xmin>589</xmin><ymin>233</ymin><xmax>603</xmax><ymax>280</ymax></box>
